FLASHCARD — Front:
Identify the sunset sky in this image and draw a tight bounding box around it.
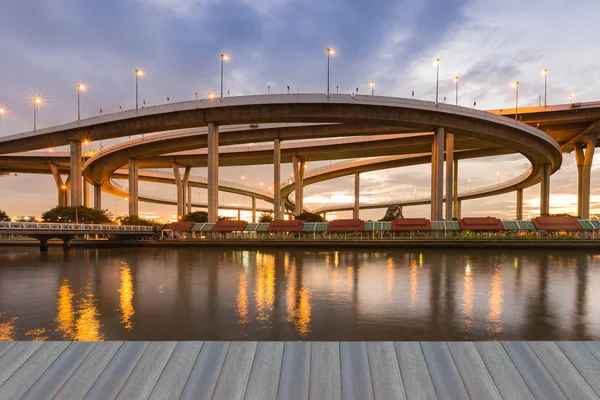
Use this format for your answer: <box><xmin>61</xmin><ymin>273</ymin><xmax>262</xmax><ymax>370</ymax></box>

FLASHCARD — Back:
<box><xmin>1</xmin><ymin>0</ymin><xmax>599</xmax><ymax>221</ymax></box>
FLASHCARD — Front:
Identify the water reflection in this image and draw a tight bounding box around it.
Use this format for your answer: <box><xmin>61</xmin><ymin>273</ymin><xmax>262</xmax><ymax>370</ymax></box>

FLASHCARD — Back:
<box><xmin>0</xmin><ymin>248</ymin><xmax>598</xmax><ymax>340</ymax></box>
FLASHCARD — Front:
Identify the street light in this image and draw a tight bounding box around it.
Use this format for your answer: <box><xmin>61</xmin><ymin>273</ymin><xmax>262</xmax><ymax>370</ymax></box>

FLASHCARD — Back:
<box><xmin>453</xmin><ymin>76</ymin><xmax>459</xmax><ymax>106</ymax></box>
<box><xmin>220</xmin><ymin>53</ymin><xmax>229</xmax><ymax>100</ymax></box>
<box><xmin>326</xmin><ymin>48</ymin><xmax>335</xmax><ymax>96</ymax></box>
<box><xmin>208</xmin><ymin>92</ymin><xmax>215</xmax><ymax>99</ymax></box>
<box><xmin>542</xmin><ymin>69</ymin><xmax>548</xmax><ymax>107</ymax></box>
<box><xmin>77</xmin><ymin>83</ymin><xmax>86</xmax><ymax>122</ymax></box>
<box><xmin>0</xmin><ymin>107</ymin><xmax>5</xmax><ymax>136</ymax></box>
<box><xmin>512</xmin><ymin>81</ymin><xmax>520</xmax><ymax>120</ymax></box>
<box><xmin>569</xmin><ymin>93</ymin><xmax>574</xmax><ymax>104</ymax></box>
<box><xmin>370</xmin><ymin>81</ymin><xmax>375</xmax><ymax>96</ymax></box>
<box><xmin>434</xmin><ymin>58</ymin><xmax>440</xmax><ymax>104</ymax></box>
<box><xmin>33</xmin><ymin>96</ymin><xmax>42</xmax><ymax>131</ymax></box>
<box><xmin>134</xmin><ymin>69</ymin><xmax>144</xmax><ymax>111</ymax></box>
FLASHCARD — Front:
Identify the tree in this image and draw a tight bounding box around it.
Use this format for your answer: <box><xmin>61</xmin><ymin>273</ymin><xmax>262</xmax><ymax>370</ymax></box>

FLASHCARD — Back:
<box><xmin>41</xmin><ymin>206</ymin><xmax>112</xmax><ymax>224</ymax></box>
<box><xmin>16</xmin><ymin>216</ymin><xmax>37</xmax><ymax>222</ymax></box>
<box><xmin>294</xmin><ymin>211</ymin><xmax>324</xmax><ymax>222</ymax></box>
<box><xmin>182</xmin><ymin>211</ymin><xmax>208</xmax><ymax>223</ymax></box>
<box><xmin>218</xmin><ymin>215</ymin><xmax>235</xmax><ymax>221</ymax></box>
<box><xmin>259</xmin><ymin>211</ymin><xmax>274</xmax><ymax>223</ymax></box>
<box><xmin>116</xmin><ymin>215</ymin><xmax>157</xmax><ymax>226</ymax></box>
<box><xmin>0</xmin><ymin>210</ymin><xmax>10</xmax><ymax>222</ymax></box>
<box><xmin>379</xmin><ymin>214</ymin><xmax>396</xmax><ymax>221</ymax></box>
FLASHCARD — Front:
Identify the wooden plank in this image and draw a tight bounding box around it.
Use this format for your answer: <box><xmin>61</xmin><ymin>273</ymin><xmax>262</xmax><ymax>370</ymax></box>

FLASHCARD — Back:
<box><xmin>585</xmin><ymin>342</ymin><xmax>600</xmax><ymax>362</ymax></box>
<box><xmin>340</xmin><ymin>342</ymin><xmax>374</xmax><ymax>400</ymax></box>
<box><xmin>393</xmin><ymin>342</ymin><xmax>437</xmax><ymax>400</ymax></box>
<box><xmin>557</xmin><ymin>342</ymin><xmax>600</xmax><ymax>397</ymax></box>
<box><xmin>148</xmin><ymin>342</ymin><xmax>203</xmax><ymax>400</ymax></box>
<box><xmin>420</xmin><ymin>342</ymin><xmax>469</xmax><ymax>400</ymax></box>
<box><xmin>21</xmin><ymin>342</ymin><xmax>96</xmax><ymax>400</ymax></box>
<box><xmin>366</xmin><ymin>342</ymin><xmax>405</xmax><ymax>400</ymax></box>
<box><xmin>54</xmin><ymin>342</ymin><xmax>123</xmax><ymax>400</ymax></box>
<box><xmin>277</xmin><ymin>342</ymin><xmax>311</xmax><ymax>400</ymax></box>
<box><xmin>84</xmin><ymin>341</ymin><xmax>150</xmax><ymax>400</ymax></box>
<box><xmin>0</xmin><ymin>342</ymin><xmax>43</xmax><ymax>386</ymax></box>
<box><xmin>447</xmin><ymin>342</ymin><xmax>501</xmax><ymax>400</ymax></box>
<box><xmin>0</xmin><ymin>341</ymin><xmax>70</xmax><ymax>399</ymax></box>
<box><xmin>309</xmin><ymin>342</ymin><xmax>341</xmax><ymax>400</ymax></box>
<box><xmin>116</xmin><ymin>341</ymin><xmax>177</xmax><ymax>400</ymax></box>
<box><xmin>212</xmin><ymin>342</ymin><xmax>256</xmax><ymax>400</ymax></box>
<box><xmin>502</xmin><ymin>341</ymin><xmax>566</xmax><ymax>400</ymax></box>
<box><xmin>0</xmin><ymin>342</ymin><xmax>16</xmax><ymax>359</ymax></box>
<box><xmin>529</xmin><ymin>342</ymin><xmax>597</xmax><ymax>400</ymax></box>
<box><xmin>244</xmin><ymin>342</ymin><xmax>284</xmax><ymax>400</ymax></box>
<box><xmin>180</xmin><ymin>341</ymin><xmax>230</xmax><ymax>400</ymax></box>
<box><xmin>474</xmin><ymin>342</ymin><xmax>534</xmax><ymax>400</ymax></box>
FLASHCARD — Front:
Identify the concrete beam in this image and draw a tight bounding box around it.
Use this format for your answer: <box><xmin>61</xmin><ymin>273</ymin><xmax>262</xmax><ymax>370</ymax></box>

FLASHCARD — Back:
<box><xmin>83</xmin><ymin>181</ymin><xmax>89</xmax><ymax>208</ymax></box>
<box><xmin>208</xmin><ymin>122</ymin><xmax>219</xmax><ymax>223</ymax></box>
<box><xmin>292</xmin><ymin>155</ymin><xmax>305</xmax><ymax>216</ymax></box>
<box><xmin>50</xmin><ymin>164</ymin><xmax>66</xmax><ymax>207</ymax></box>
<box><xmin>252</xmin><ymin>197</ymin><xmax>256</xmax><ymax>223</ymax></box>
<box><xmin>128</xmin><ymin>159</ymin><xmax>139</xmax><ymax>216</ymax></box>
<box><xmin>430</xmin><ymin>128</ymin><xmax>445</xmax><ymax>220</ymax></box>
<box><xmin>580</xmin><ymin>133</ymin><xmax>597</xmax><ymax>219</ymax></box>
<box><xmin>69</xmin><ymin>141</ymin><xmax>82</xmax><ymax>207</ymax></box>
<box><xmin>452</xmin><ymin>159</ymin><xmax>459</xmax><ymax>219</ymax></box>
<box><xmin>516</xmin><ymin>188</ymin><xmax>523</xmax><ymax>220</ymax></box>
<box><xmin>187</xmin><ymin>184</ymin><xmax>192</xmax><ymax>214</ymax></box>
<box><xmin>540</xmin><ymin>164</ymin><xmax>551</xmax><ymax>215</ymax></box>
<box><xmin>445</xmin><ymin>133</ymin><xmax>454</xmax><ymax>220</ymax></box>
<box><xmin>354</xmin><ymin>173</ymin><xmax>360</xmax><ymax>219</ymax></box>
<box><xmin>274</xmin><ymin>138</ymin><xmax>281</xmax><ymax>220</ymax></box>
<box><xmin>94</xmin><ymin>184</ymin><xmax>102</xmax><ymax>210</ymax></box>
<box><xmin>182</xmin><ymin>166</ymin><xmax>191</xmax><ymax>217</ymax></box>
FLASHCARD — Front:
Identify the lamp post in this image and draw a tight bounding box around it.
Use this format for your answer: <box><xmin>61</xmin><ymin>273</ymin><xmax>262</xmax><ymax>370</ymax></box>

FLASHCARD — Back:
<box><xmin>33</xmin><ymin>97</ymin><xmax>42</xmax><ymax>131</ymax></box>
<box><xmin>220</xmin><ymin>53</ymin><xmax>229</xmax><ymax>100</ymax></box>
<box><xmin>542</xmin><ymin>69</ymin><xmax>548</xmax><ymax>107</ymax></box>
<box><xmin>453</xmin><ymin>76</ymin><xmax>459</xmax><ymax>105</ymax></box>
<box><xmin>569</xmin><ymin>93</ymin><xmax>574</xmax><ymax>104</ymax></box>
<box><xmin>435</xmin><ymin>58</ymin><xmax>440</xmax><ymax>104</ymax></box>
<box><xmin>512</xmin><ymin>81</ymin><xmax>520</xmax><ymax>120</ymax></box>
<box><xmin>77</xmin><ymin>83</ymin><xmax>86</xmax><ymax>122</ymax></box>
<box><xmin>370</xmin><ymin>81</ymin><xmax>375</xmax><ymax>96</ymax></box>
<box><xmin>326</xmin><ymin>48</ymin><xmax>334</xmax><ymax>96</ymax></box>
<box><xmin>134</xmin><ymin>69</ymin><xmax>143</xmax><ymax>111</ymax></box>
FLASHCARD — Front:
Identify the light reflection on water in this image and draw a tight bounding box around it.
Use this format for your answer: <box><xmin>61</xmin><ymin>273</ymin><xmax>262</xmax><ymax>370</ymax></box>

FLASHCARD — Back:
<box><xmin>0</xmin><ymin>247</ymin><xmax>600</xmax><ymax>341</ymax></box>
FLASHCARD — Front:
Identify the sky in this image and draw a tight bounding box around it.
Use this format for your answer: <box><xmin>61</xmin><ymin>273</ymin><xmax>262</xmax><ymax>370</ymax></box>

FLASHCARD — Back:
<box><xmin>1</xmin><ymin>0</ymin><xmax>600</xmax><ymax>222</ymax></box>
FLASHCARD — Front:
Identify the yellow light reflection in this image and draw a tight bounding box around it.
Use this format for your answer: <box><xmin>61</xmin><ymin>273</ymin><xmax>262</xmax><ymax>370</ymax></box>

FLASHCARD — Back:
<box><xmin>334</xmin><ymin>251</ymin><xmax>339</xmax><ymax>268</ymax></box>
<box><xmin>419</xmin><ymin>253</ymin><xmax>423</xmax><ymax>267</ymax></box>
<box><xmin>56</xmin><ymin>278</ymin><xmax>75</xmax><ymax>339</ymax></box>
<box><xmin>255</xmin><ymin>253</ymin><xmax>275</xmax><ymax>323</ymax></box>
<box><xmin>487</xmin><ymin>265</ymin><xmax>504</xmax><ymax>337</ymax></box>
<box><xmin>285</xmin><ymin>261</ymin><xmax>312</xmax><ymax>337</ymax></box>
<box><xmin>25</xmin><ymin>328</ymin><xmax>47</xmax><ymax>341</ymax></box>
<box><xmin>237</xmin><ymin>272</ymin><xmax>249</xmax><ymax>326</ymax></box>
<box><xmin>296</xmin><ymin>288</ymin><xmax>312</xmax><ymax>337</ymax></box>
<box><xmin>461</xmin><ymin>260</ymin><xmax>474</xmax><ymax>332</ymax></box>
<box><xmin>387</xmin><ymin>258</ymin><xmax>394</xmax><ymax>301</ymax></box>
<box><xmin>410</xmin><ymin>260</ymin><xmax>418</xmax><ymax>310</ymax></box>
<box><xmin>75</xmin><ymin>283</ymin><xmax>104</xmax><ymax>341</ymax></box>
<box><xmin>0</xmin><ymin>312</ymin><xmax>17</xmax><ymax>341</ymax></box>
<box><xmin>119</xmin><ymin>263</ymin><xmax>135</xmax><ymax>331</ymax></box>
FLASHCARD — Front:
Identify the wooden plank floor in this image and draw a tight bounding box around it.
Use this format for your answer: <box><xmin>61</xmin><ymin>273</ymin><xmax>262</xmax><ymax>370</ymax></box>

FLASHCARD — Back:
<box><xmin>0</xmin><ymin>341</ymin><xmax>599</xmax><ymax>400</ymax></box>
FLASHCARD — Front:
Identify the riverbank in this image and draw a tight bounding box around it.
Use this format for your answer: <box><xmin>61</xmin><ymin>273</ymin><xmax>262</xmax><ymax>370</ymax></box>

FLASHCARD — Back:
<box><xmin>2</xmin><ymin>238</ymin><xmax>600</xmax><ymax>249</ymax></box>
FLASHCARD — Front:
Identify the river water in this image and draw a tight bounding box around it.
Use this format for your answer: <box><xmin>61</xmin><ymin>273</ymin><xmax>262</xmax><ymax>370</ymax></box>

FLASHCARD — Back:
<box><xmin>0</xmin><ymin>246</ymin><xmax>599</xmax><ymax>341</ymax></box>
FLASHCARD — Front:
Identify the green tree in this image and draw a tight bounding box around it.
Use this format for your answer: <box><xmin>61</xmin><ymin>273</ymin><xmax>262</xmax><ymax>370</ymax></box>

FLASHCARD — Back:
<box><xmin>182</xmin><ymin>211</ymin><xmax>208</xmax><ymax>223</ymax></box>
<box><xmin>259</xmin><ymin>211</ymin><xmax>274</xmax><ymax>223</ymax></box>
<box><xmin>379</xmin><ymin>214</ymin><xmax>396</xmax><ymax>221</ymax></box>
<box><xmin>218</xmin><ymin>215</ymin><xmax>235</xmax><ymax>221</ymax></box>
<box><xmin>116</xmin><ymin>215</ymin><xmax>157</xmax><ymax>226</ymax></box>
<box><xmin>0</xmin><ymin>210</ymin><xmax>10</xmax><ymax>222</ymax></box>
<box><xmin>294</xmin><ymin>211</ymin><xmax>324</xmax><ymax>222</ymax></box>
<box><xmin>16</xmin><ymin>216</ymin><xmax>37</xmax><ymax>222</ymax></box>
<box><xmin>41</xmin><ymin>206</ymin><xmax>112</xmax><ymax>224</ymax></box>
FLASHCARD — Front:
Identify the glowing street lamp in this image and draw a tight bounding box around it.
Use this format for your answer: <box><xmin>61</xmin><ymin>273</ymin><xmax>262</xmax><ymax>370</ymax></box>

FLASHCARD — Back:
<box><xmin>453</xmin><ymin>76</ymin><xmax>459</xmax><ymax>106</ymax></box>
<box><xmin>220</xmin><ymin>53</ymin><xmax>229</xmax><ymax>100</ymax></box>
<box><xmin>569</xmin><ymin>93</ymin><xmax>574</xmax><ymax>104</ymax></box>
<box><xmin>135</xmin><ymin>69</ymin><xmax>144</xmax><ymax>111</ymax></box>
<box><xmin>542</xmin><ymin>69</ymin><xmax>548</xmax><ymax>107</ymax></box>
<box><xmin>208</xmin><ymin>92</ymin><xmax>215</xmax><ymax>100</ymax></box>
<box><xmin>33</xmin><ymin>96</ymin><xmax>42</xmax><ymax>131</ymax></box>
<box><xmin>77</xmin><ymin>83</ymin><xmax>86</xmax><ymax>122</ymax></box>
<box><xmin>370</xmin><ymin>81</ymin><xmax>375</xmax><ymax>96</ymax></box>
<box><xmin>434</xmin><ymin>58</ymin><xmax>440</xmax><ymax>104</ymax></box>
<box><xmin>512</xmin><ymin>81</ymin><xmax>520</xmax><ymax>120</ymax></box>
<box><xmin>326</xmin><ymin>48</ymin><xmax>335</xmax><ymax>96</ymax></box>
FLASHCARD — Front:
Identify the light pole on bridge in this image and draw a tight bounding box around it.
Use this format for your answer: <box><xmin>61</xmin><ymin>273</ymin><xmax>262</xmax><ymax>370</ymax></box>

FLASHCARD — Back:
<box><xmin>135</xmin><ymin>69</ymin><xmax>144</xmax><ymax>111</ymax></box>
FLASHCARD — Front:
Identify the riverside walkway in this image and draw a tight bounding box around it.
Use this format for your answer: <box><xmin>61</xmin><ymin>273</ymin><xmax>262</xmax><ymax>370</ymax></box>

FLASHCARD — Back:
<box><xmin>0</xmin><ymin>341</ymin><xmax>599</xmax><ymax>399</ymax></box>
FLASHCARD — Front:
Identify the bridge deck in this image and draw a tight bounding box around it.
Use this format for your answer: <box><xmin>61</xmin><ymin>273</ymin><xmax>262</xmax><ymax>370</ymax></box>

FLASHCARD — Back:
<box><xmin>0</xmin><ymin>341</ymin><xmax>598</xmax><ymax>399</ymax></box>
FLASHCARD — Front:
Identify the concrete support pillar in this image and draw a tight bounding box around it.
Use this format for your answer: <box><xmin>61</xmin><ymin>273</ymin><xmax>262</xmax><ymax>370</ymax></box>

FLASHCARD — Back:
<box><xmin>94</xmin><ymin>184</ymin><xmax>102</xmax><ymax>210</ymax></box>
<box><xmin>187</xmin><ymin>184</ymin><xmax>192</xmax><ymax>214</ymax></box>
<box><xmin>540</xmin><ymin>163</ymin><xmax>551</xmax><ymax>216</ymax></box>
<box><xmin>274</xmin><ymin>138</ymin><xmax>282</xmax><ymax>220</ymax></box>
<box><xmin>430</xmin><ymin>127</ymin><xmax>445</xmax><ymax>220</ymax></box>
<box><xmin>576</xmin><ymin>134</ymin><xmax>597</xmax><ymax>219</ymax></box>
<box><xmin>445</xmin><ymin>133</ymin><xmax>454</xmax><ymax>220</ymax></box>
<box><xmin>252</xmin><ymin>197</ymin><xmax>256</xmax><ymax>223</ymax></box>
<box><xmin>457</xmin><ymin>199</ymin><xmax>462</xmax><ymax>219</ymax></box>
<box><xmin>452</xmin><ymin>159</ymin><xmax>459</xmax><ymax>219</ymax></box>
<box><xmin>128</xmin><ymin>159</ymin><xmax>139</xmax><ymax>216</ymax></box>
<box><xmin>50</xmin><ymin>164</ymin><xmax>66</xmax><ymax>207</ymax></box>
<box><xmin>516</xmin><ymin>188</ymin><xmax>523</xmax><ymax>220</ymax></box>
<box><xmin>237</xmin><ymin>209</ymin><xmax>241</xmax><ymax>220</ymax></box>
<box><xmin>353</xmin><ymin>173</ymin><xmax>360</xmax><ymax>219</ymax></box>
<box><xmin>208</xmin><ymin>122</ymin><xmax>219</xmax><ymax>223</ymax></box>
<box><xmin>292</xmin><ymin>155</ymin><xmax>305</xmax><ymax>216</ymax></box>
<box><xmin>173</xmin><ymin>165</ymin><xmax>191</xmax><ymax>220</ymax></box>
<box><xmin>69</xmin><ymin>141</ymin><xmax>82</xmax><ymax>207</ymax></box>
<box><xmin>83</xmin><ymin>181</ymin><xmax>89</xmax><ymax>208</ymax></box>
<box><xmin>182</xmin><ymin>167</ymin><xmax>191</xmax><ymax>217</ymax></box>
<box><xmin>64</xmin><ymin>175</ymin><xmax>71</xmax><ymax>207</ymax></box>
